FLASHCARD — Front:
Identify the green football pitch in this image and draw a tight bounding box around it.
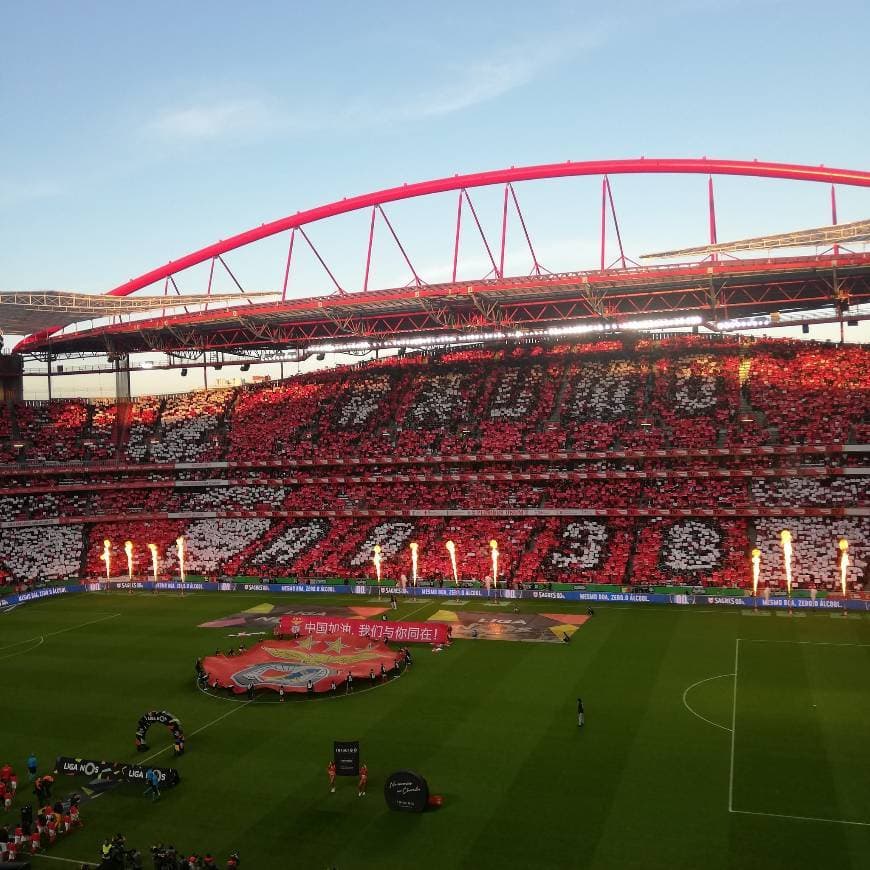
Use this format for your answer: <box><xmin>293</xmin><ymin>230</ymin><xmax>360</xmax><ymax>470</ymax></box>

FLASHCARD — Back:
<box><xmin>2</xmin><ymin>592</ymin><xmax>869</xmax><ymax>869</ymax></box>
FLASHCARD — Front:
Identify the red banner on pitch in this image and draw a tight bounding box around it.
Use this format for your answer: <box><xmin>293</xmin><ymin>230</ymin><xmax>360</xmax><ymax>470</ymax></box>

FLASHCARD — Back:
<box><xmin>277</xmin><ymin>615</ymin><xmax>449</xmax><ymax>644</ymax></box>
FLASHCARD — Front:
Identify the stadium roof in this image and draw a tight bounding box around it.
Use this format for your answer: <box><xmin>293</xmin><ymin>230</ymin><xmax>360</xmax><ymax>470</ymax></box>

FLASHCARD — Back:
<box><xmin>19</xmin><ymin>254</ymin><xmax>870</xmax><ymax>357</ymax></box>
<box><xmin>10</xmin><ymin>157</ymin><xmax>870</xmax><ymax>357</ymax></box>
<box><xmin>0</xmin><ymin>290</ymin><xmax>276</xmax><ymax>336</ymax></box>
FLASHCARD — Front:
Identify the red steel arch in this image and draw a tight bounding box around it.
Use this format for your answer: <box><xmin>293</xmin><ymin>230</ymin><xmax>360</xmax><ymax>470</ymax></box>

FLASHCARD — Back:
<box><xmin>14</xmin><ymin>157</ymin><xmax>870</xmax><ymax>353</ymax></box>
<box><xmin>105</xmin><ymin>157</ymin><xmax>870</xmax><ymax>299</ymax></box>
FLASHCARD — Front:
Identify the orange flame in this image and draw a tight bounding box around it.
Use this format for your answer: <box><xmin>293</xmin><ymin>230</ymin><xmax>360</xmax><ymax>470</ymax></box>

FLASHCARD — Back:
<box><xmin>839</xmin><ymin>538</ymin><xmax>849</xmax><ymax>597</ymax></box>
<box><xmin>409</xmin><ymin>542</ymin><xmax>418</xmax><ymax>586</ymax></box>
<box><xmin>489</xmin><ymin>539</ymin><xmax>499</xmax><ymax>587</ymax></box>
<box><xmin>147</xmin><ymin>543</ymin><xmax>158</xmax><ymax>584</ymax></box>
<box><xmin>445</xmin><ymin>540</ymin><xmax>458</xmax><ymax>585</ymax></box>
<box><xmin>780</xmin><ymin>530</ymin><xmax>793</xmax><ymax>596</ymax></box>
<box><xmin>751</xmin><ymin>547</ymin><xmax>761</xmax><ymax>597</ymax></box>
<box><xmin>176</xmin><ymin>536</ymin><xmax>185</xmax><ymax>582</ymax></box>
<box><xmin>124</xmin><ymin>540</ymin><xmax>133</xmax><ymax>580</ymax></box>
<box><xmin>101</xmin><ymin>540</ymin><xmax>112</xmax><ymax>580</ymax></box>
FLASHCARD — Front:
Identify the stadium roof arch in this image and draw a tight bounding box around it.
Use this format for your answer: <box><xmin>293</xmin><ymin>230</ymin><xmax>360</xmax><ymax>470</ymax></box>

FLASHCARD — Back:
<box><xmin>11</xmin><ymin>157</ymin><xmax>870</xmax><ymax>358</ymax></box>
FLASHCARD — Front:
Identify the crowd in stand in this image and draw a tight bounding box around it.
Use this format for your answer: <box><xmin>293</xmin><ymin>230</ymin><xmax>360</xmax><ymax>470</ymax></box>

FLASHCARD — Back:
<box><xmin>0</xmin><ymin>336</ymin><xmax>867</xmax><ymax>590</ymax></box>
<box><xmin>2</xmin><ymin>337</ymin><xmax>868</xmax><ymax>465</ymax></box>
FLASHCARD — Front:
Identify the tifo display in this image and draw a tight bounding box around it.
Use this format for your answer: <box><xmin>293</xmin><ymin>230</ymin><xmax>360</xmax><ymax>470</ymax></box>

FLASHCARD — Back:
<box><xmin>201</xmin><ymin>637</ymin><xmax>410</xmax><ymax>694</ymax></box>
<box><xmin>0</xmin><ymin>336</ymin><xmax>867</xmax><ymax>595</ymax></box>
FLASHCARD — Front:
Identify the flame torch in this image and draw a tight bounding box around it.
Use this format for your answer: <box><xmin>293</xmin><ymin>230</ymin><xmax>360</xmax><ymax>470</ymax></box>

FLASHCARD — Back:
<box><xmin>410</xmin><ymin>541</ymin><xmax>418</xmax><ymax>586</ymax></box>
<box><xmin>101</xmin><ymin>539</ymin><xmax>111</xmax><ymax>581</ymax></box>
<box><xmin>490</xmin><ymin>539</ymin><xmax>499</xmax><ymax>589</ymax></box>
<box><xmin>751</xmin><ymin>547</ymin><xmax>761</xmax><ymax>598</ymax></box>
<box><xmin>176</xmin><ymin>536</ymin><xmax>186</xmax><ymax>595</ymax></box>
<box><xmin>839</xmin><ymin>538</ymin><xmax>849</xmax><ymax>599</ymax></box>
<box><xmin>445</xmin><ymin>540</ymin><xmax>458</xmax><ymax>586</ymax></box>
<box><xmin>124</xmin><ymin>541</ymin><xmax>133</xmax><ymax>576</ymax></box>
<box><xmin>780</xmin><ymin>529</ymin><xmax>793</xmax><ymax>606</ymax></box>
<box><xmin>147</xmin><ymin>543</ymin><xmax>158</xmax><ymax>585</ymax></box>
<box><xmin>373</xmin><ymin>544</ymin><xmax>382</xmax><ymax>586</ymax></box>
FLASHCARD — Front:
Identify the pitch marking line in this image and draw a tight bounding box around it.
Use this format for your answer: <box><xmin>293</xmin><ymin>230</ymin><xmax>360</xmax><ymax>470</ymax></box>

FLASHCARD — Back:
<box><xmin>727</xmin><ymin>638</ymin><xmax>740</xmax><ymax>813</ymax></box>
<box><xmin>740</xmin><ymin>639</ymin><xmax>870</xmax><ymax>648</ymax></box>
<box><xmin>31</xmin><ymin>855</ymin><xmax>97</xmax><ymax>867</ymax></box>
<box><xmin>87</xmin><ymin>702</ymin><xmax>254</xmax><ymax>802</ymax></box>
<box><xmin>730</xmin><ymin>808</ymin><xmax>870</xmax><ymax>827</ymax></box>
<box><xmin>137</xmin><ymin>701</ymin><xmax>253</xmax><ymax>766</ymax></box>
<box><xmin>729</xmin><ymin>638</ymin><xmax>870</xmax><ymax>827</ymax></box>
<box><xmin>681</xmin><ymin>673</ymin><xmax>734</xmax><ymax>733</ymax></box>
<box><xmin>0</xmin><ymin>636</ymin><xmax>45</xmax><ymax>661</ymax></box>
<box><xmin>401</xmin><ymin>602</ymin><xmax>432</xmax><ymax>621</ymax></box>
<box><xmin>0</xmin><ymin>613</ymin><xmax>121</xmax><ymax>662</ymax></box>
<box><xmin>43</xmin><ymin>612</ymin><xmax>122</xmax><ymax>638</ymax></box>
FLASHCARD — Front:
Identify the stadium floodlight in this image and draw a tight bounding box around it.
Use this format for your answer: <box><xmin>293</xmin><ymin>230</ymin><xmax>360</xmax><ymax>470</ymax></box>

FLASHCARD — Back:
<box><xmin>838</xmin><ymin>538</ymin><xmax>849</xmax><ymax>600</ymax></box>
<box><xmin>304</xmin><ymin>315</ymin><xmax>705</xmax><ymax>357</ymax></box>
<box><xmin>409</xmin><ymin>542</ymin><xmax>419</xmax><ymax>587</ymax></box>
<box><xmin>715</xmin><ymin>316</ymin><xmax>771</xmax><ymax>331</ymax></box>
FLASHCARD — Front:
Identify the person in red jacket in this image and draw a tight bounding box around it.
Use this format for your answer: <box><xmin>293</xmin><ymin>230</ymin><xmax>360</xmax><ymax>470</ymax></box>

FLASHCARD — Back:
<box><xmin>327</xmin><ymin>760</ymin><xmax>336</xmax><ymax>793</ymax></box>
<box><xmin>358</xmin><ymin>763</ymin><xmax>368</xmax><ymax>798</ymax></box>
<box><xmin>29</xmin><ymin>828</ymin><xmax>40</xmax><ymax>853</ymax></box>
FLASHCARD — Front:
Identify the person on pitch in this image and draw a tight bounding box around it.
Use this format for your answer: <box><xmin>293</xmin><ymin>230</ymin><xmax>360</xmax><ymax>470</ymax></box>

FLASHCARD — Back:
<box><xmin>327</xmin><ymin>760</ymin><xmax>336</xmax><ymax>793</ymax></box>
<box><xmin>358</xmin><ymin>763</ymin><xmax>368</xmax><ymax>798</ymax></box>
<box><xmin>143</xmin><ymin>768</ymin><xmax>161</xmax><ymax>802</ymax></box>
<box><xmin>577</xmin><ymin>697</ymin><xmax>585</xmax><ymax>728</ymax></box>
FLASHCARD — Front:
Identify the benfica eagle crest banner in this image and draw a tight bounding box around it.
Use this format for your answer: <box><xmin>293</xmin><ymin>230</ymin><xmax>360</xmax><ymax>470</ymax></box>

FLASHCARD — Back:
<box><xmin>203</xmin><ymin>637</ymin><xmax>404</xmax><ymax>694</ymax></box>
<box><xmin>276</xmin><ymin>615</ymin><xmax>450</xmax><ymax>644</ymax></box>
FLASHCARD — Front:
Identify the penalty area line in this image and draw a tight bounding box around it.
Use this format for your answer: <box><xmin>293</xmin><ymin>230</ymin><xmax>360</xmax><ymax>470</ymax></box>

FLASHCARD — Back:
<box><xmin>730</xmin><ymin>807</ymin><xmax>870</xmax><ymax>827</ymax></box>
<box><xmin>728</xmin><ymin>638</ymin><xmax>740</xmax><ymax>813</ymax></box>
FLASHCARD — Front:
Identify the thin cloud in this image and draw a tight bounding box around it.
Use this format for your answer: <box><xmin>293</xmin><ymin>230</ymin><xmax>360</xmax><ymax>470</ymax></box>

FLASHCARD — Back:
<box><xmin>144</xmin><ymin>99</ymin><xmax>273</xmax><ymax>142</ymax></box>
<box><xmin>354</xmin><ymin>30</ymin><xmax>609</xmax><ymax>126</ymax></box>
<box><xmin>139</xmin><ymin>29</ymin><xmax>608</xmax><ymax>146</ymax></box>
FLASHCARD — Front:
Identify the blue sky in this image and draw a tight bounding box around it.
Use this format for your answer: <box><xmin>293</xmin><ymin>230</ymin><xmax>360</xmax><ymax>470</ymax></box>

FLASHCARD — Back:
<box><xmin>1</xmin><ymin>0</ymin><xmax>868</xmax><ymax>396</ymax></box>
